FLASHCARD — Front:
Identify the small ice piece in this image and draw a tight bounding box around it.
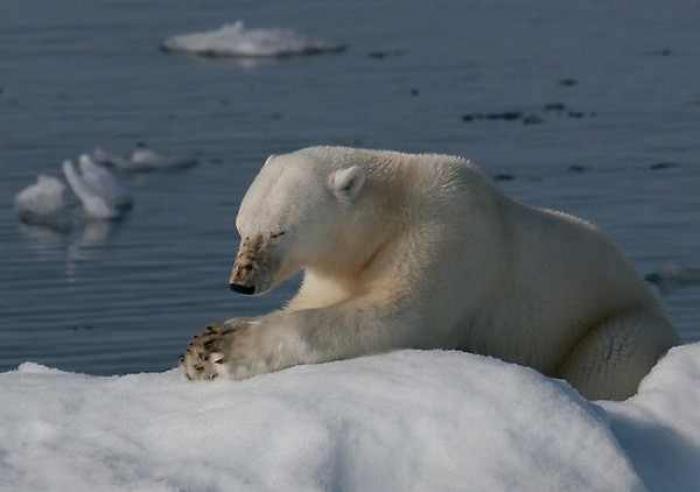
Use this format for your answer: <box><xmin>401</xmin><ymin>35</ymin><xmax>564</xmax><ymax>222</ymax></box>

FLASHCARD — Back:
<box><xmin>128</xmin><ymin>147</ymin><xmax>197</xmax><ymax>171</ymax></box>
<box><xmin>14</xmin><ymin>174</ymin><xmax>70</xmax><ymax>229</ymax></box>
<box><xmin>645</xmin><ymin>264</ymin><xmax>700</xmax><ymax>293</ymax></box>
<box><xmin>61</xmin><ymin>159</ymin><xmax>131</xmax><ymax>220</ymax></box>
<box><xmin>91</xmin><ymin>146</ymin><xmax>132</xmax><ymax>170</ymax></box>
<box><xmin>78</xmin><ymin>154</ymin><xmax>132</xmax><ymax>210</ymax></box>
<box><xmin>161</xmin><ymin>21</ymin><xmax>346</xmax><ymax>58</ymax></box>
<box><xmin>92</xmin><ymin>146</ymin><xmax>197</xmax><ymax>172</ymax></box>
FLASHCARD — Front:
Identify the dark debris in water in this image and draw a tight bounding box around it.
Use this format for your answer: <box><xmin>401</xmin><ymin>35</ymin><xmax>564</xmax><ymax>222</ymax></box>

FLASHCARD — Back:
<box><xmin>493</xmin><ymin>173</ymin><xmax>515</xmax><ymax>182</ymax></box>
<box><xmin>522</xmin><ymin>114</ymin><xmax>544</xmax><ymax>125</ymax></box>
<box><xmin>461</xmin><ymin>103</ymin><xmax>594</xmax><ymax>126</ymax></box>
<box><xmin>367</xmin><ymin>49</ymin><xmax>406</xmax><ymax>60</ymax></box>
<box><xmin>70</xmin><ymin>324</ymin><xmax>95</xmax><ymax>331</ymax></box>
<box><xmin>487</xmin><ymin>111</ymin><xmax>522</xmax><ymax>121</ymax></box>
<box><xmin>568</xmin><ymin>164</ymin><xmax>588</xmax><ymax>174</ymax></box>
<box><xmin>544</xmin><ymin>102</ymin><xmax>566</xmax><ymax>112</ymax></box>
<box><xmin>650</xmin><ymin>48</ymin><xmax>673</xmax><ymax>56</ymax></box>
<box><xmin>559</xmin><ymin>78</ymin><xmax>578</xmax><ymax>87</ymax></box>
<box><xmin>462</xmin><ymin>111</ymin><xmax>522</xmax><ymax>122</ymax></box>
<box><xmin>650</xmin><ymin>162</ymin><xmax>680</xmax><ymax>171</ymax></box>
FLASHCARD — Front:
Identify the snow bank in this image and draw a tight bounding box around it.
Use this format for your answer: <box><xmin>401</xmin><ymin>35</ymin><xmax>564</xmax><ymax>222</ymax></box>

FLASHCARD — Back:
<box><xmin>1</xmin><ymin>346</ymin><xmax>698</xmax><ymax>492</ymax></box>
<box><xmin>597</xmin><ymin>343</ymin><xmax>700</xmax><ymax>491</ymax></box>
<box><xmin>161</xmin><ymin>22</ymin><xmax>346</xmax><ymax>58</ymax></box>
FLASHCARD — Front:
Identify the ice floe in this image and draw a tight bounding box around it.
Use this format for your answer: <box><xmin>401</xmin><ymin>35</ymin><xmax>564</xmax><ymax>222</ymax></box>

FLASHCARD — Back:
<box><xmin>645</xmin><ymin>264</ymin><xmax>700</xmax><ymax>294</ymax></box>
<box><xmin>161</xmin><ymin>21</ymin><xmax>346</xmax><ymax>58</ymax></box>
<box><xmin>14</xmin><ymin>174</ymin><xmax>71</xmax><ymax>230</ymax></box>
<box><xmin>92</xmin><ymin>145</ymin><xmax>198</xmax><ymax>172</ymax></box>
<box><xmin>15</xmin><ymin>143</ymin><xmax>198</xmax><ymax>230</ymax></box>
<box><xmin>61</xmin><ymin>156</ymin><xmax>132</xmax><ymax>220</ymax></box>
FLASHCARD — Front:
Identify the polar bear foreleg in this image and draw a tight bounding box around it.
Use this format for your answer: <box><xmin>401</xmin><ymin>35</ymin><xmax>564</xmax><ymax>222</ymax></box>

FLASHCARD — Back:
<box><xmin>181</xmin><ymin>303</ymin><xmax>420</xmax><ymax>381</ymax></box>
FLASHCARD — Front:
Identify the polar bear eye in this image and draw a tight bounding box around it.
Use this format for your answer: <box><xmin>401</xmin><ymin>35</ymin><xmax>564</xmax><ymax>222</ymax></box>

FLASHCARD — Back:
<box><xmin>270</xmin><ymin>231</ymin><xmax>286</xmax><ymax>240</ymax></box>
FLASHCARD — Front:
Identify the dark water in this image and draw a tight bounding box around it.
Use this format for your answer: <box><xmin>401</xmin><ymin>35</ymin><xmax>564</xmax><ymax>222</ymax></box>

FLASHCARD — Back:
<box><xmin>1</xmin><ymin>0</ymin><xmax>699</xmax><ymax>374</ymax></box>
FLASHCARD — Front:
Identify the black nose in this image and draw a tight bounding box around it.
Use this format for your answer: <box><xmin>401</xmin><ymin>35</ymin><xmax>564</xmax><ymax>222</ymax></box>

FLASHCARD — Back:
<box><xmin>229</xmin><ymin>283</ymin><xmax>255</xmax><ymax>295</ymax></box>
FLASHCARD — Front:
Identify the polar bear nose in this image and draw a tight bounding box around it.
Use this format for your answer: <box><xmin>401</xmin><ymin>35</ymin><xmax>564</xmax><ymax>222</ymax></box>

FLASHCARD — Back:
<box><xmin>230</xmin><ymin>282</ymin><xmax>255</xmax><ymax>295</ymax></box>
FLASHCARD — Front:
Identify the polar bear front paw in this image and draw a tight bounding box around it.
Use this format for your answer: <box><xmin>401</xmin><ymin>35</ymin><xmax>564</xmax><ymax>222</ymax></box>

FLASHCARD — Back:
<box><xmin>180</xmin><ymin>319</ymin><xmax>261</xmax><ymax>381</ymax></box>
<box><xmin>180</xmin><ymin>323</ymin><xmax>230</xmax><ymax>381</ymax></box>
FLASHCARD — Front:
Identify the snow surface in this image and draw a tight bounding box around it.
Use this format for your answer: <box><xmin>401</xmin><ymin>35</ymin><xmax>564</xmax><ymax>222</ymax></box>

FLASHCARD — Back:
<box><xmin>599</xmin><ymin>343</ymin><xmax>700</xmax><ymax>491</ymax></box>
<box><xmin>161</xmin><ymin>22</ymin><xmax>346</xmax><ymax>58</ymax></box>
<box><xmin>1</xmin><ymin>345</ymin><xmax>698</xmax><ymax>492</ymax></box>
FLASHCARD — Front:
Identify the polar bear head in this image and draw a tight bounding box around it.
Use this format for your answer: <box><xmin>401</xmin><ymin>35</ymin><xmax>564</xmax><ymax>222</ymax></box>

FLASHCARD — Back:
<box><xmin>229</xmin><ymin>147</ymin><xmax>381</xmax><ymax>296</ymax></box>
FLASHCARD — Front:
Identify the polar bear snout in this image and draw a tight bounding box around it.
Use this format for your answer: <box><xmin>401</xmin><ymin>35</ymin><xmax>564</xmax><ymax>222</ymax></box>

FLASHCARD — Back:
<box><xmin>229</xmin><ymin>256</ymin><xmax>261</xmax><ymax>295</ymax></box>
<box><xmin>229</xmin><ymin>233</ymin><xmax>281</xmax><ymax>296</ymax></box>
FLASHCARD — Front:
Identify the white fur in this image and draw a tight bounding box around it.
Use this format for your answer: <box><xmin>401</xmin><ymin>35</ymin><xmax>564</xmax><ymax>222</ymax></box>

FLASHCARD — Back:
<box><xmin>205</xmin><ymin>146</ymin><xmax>678</xmax><ymax>400</ymax></box>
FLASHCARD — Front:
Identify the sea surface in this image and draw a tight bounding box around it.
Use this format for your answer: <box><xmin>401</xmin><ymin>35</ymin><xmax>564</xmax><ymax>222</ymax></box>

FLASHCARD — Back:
<box><xmin>1</xmin><ymin>0</ymin><xmax>699</xmax><ymax>374</ymax></box>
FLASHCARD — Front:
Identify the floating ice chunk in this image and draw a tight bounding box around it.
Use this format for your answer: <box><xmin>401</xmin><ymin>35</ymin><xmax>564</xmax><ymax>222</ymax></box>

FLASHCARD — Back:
<box><xmin>91</xmin><ymin>146</ymin><xmax>131</xmax><ymax>170</ymax></box>
<box><xmin>14</xmin><ymin>174</ymin><xmax>70</xmax><ymax>229</ymax></box>
<box><xmin>128</xmin><ymin>147</ymin><xmax>197</xmax><ymax>171</ymax></box>
<box><xmin>645</xmin><ymin>263</ymin><xmax>700</xmax><ymax>294</ymax></box>
<box><xmin>62</xmin><ymin>159</ymin><xmax>131</xmax><ymax>220</ymax></box>
<box><xmin>161</xmin><ymin>21</ymin><xmax>346</xmax><ymax>58</ymax></box>
<box><xmin>62</xmin><ymin>160</ymin><xmax>115</xmax><ymax>219</ymax></box>
<box><xmin>92</xmin><ymin>145</ymin><xmax>197</xmax><ymax>172</ymax></box>
<box><xmin>78</xmin><ymin>154</ymin><xmax>132</xmax><ymax>209</ymax></box>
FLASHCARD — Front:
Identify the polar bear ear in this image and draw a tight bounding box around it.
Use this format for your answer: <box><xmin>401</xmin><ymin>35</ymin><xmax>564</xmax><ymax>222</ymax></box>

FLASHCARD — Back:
<box><xmin>328</xmin><ymin>166</ymin><xmax>366</xmax><ymax>202</ymax></box>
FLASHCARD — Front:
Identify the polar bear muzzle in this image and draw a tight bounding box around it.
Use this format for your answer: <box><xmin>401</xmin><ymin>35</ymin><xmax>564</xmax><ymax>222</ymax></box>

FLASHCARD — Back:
<box><xmin>229</xmin><ymin>233</ymin><xmax>281</xmax><ymax>296</ymax></box>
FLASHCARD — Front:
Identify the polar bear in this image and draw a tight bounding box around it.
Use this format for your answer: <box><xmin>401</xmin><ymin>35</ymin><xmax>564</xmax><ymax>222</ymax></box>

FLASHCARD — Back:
<box><xmin>181</xmin><ymin>146</ymin><xmax>678</xmax><ymax>400</ymax></box>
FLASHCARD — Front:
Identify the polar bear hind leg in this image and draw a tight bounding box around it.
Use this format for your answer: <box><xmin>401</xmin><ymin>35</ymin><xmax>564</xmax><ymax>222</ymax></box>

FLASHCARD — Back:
<box><xmin>557</xmin><ymin>309</ymin><xmax>678</xmax><ymax>400</ymax></box>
